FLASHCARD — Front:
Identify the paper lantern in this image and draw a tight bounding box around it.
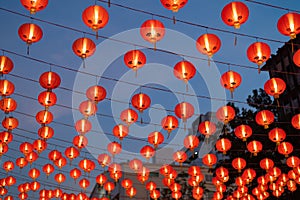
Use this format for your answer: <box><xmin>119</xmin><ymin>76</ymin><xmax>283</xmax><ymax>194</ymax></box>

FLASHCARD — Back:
<box><xmin>287</xmin><ymin>156</ymin><xmax>300</xmax><ymax>168</ymax></box>
<box><xmin>30</xmin><ymin>181</ymin><xmax>40</xmax><ymax>192</ymax></box>
<box><xmin>38</xmin><ymin>91</ymin><xmax>57</xmax><ymax>108</ymax></box>
<box><xmin>268</xmin><ymin>127</ymin><xmax>286</xmax><ymax>145</ymax></box>
<box><xmin>18</xmin><ymin>23</ymin><xmax>43</xmax><ymax>54</ymax></box>
<box><xmin>291</xmin><ymin>114</ymin><xmax>300</xmax><ymax>129</ymax></box>
<box><xmin>0</xmin><ymin>80</ymin><xmax>15</xmax><ymax>97</ymax></box>
<box><xmin>173</xmin><ymin>60</ymin><xmax>196</xmax><ymax>88</ymax></box>
<box><xmin>42</xmin><ymin>163</ymin><xmax>54</xmax><ymax>177</ymax></box>
<box><xmin>148</xmin><ymin>131</ymin><xmax>164</xmax><ymax>149</ymax></box>
<box><xmin>73</xmin><ymin>135</ymin><xmax>88</xmax><ymax>149</ymax></box>
<box><xmin>39</xmin><ymin>71</ymin><xmax>61</xmax><ymax>90</ymax></box>
<box><xmin>28</xmin><ymin>168</ymin><xmax>40</xmax><ymax>180</ymax></box>
<box><xmin>196</xmin><ymin>33</ymin><xmax>221</xmax><ymax>58</ymax></box>
<box><xmin>48</xmin><ymin>149</ymin><xmax>62</xmax><ymax>162</ymax></box>
<box><xmin>264</xmin><ymin>78</ymin><xmax>286</xmax><ymax>99</ymax></box>
<box><xmin>140</xmin><ymin>19</ymin><xmax>165</xmax><ymax>49</ymax></box>
<box><xmin>35</xmin><ymin>110</ymin><xmax>53</xmax><ymax>125</ymax></box>
<box><xmin>0</xmin><ymin>97</ymin><xmax>17</xmax><ymax>113</ymax></box>
<box><xmin>247</xmin><ymin>140</ymin><xmax>262</xmax><ymax>156</ymax></box>
<box><xmin>161</xmin><ymin>115</ymin><xmax>178</xmax><ymax>135</ymax></box>
<box><xmin>160</xmin><ymin>0</ymin><xmax>188</xmax><ymax>12</ymax></box>
<box><xmin>247</xmin><ymin>42</ymin><xmax>271</xmax><ymax>71</ymax></box>
<box><xmin>0</xmin><ymin>56</ymin><xmax>13</xmax><ymax>75</ymax></box>
<box><xmin>220</xmin><ymin>70</ymin><xmax>242</xmax><ymax>97</ymax></box>
<box><xmin>277</xmin><ymin>12</ymin><xmax>300</xmax><ymax>39</ymax></box>
<box><xmin>79</xmin><ymin>159</ymin><xmax>95</xmax><ymax>174</ymax></box>
<box><xmin>120</xmin><ymin>108</ymin><xmax>138</xmax><ymax>126</ymax></box>
<box><xmin>183</xmin><ymin>135</ymin><xmax>199</xmax><ymax>152</ymax></box>
<box><xmin>70</xmin><ymin>168</ymin><xmax>81</xmax><ymax>182</ymax></box>
<box><xmin>38</xmin><ymin>126</ymin><xmax>54</xmax><ymax>140</ymax></box>
<box><xmin>0</xmin><ymin>131</ymin><xmax>13</xmax><ymax>144</ymax></box>
<box><xmin>260</xmin><ymin>158</ymin><xmax>274</xmax><ymax>172</ymax></box>
<box><xmin>113</xmin><ymin>124</ymin><xmax>129</xmax><ymax>141</ymax></box>
<box><xmin>202</xmin><ymin>153</ymin><xmax>217</xmax><ymax>168</ymax></box>
<box><xmin>173</xmin><ymin>151</ymin><xmax>187</xmax><ymax>165</ymax></box>
<box><xmin>75</xmin><ymin>118</ymin><xmax>92</xmax><ymax>135</ymax></box>
<box><xmin>278</xmin><ymin>142</ymin><xmax>293</xmax><ymax>157</ymax></box>
<box><xmin>198</xmin><ymin>120</ymin><xmax>216</xmax><ymax>139</ymax></box>
<box><xmin>79</xmin><ymin>100</ymin><xmax>97</xmax><ymax>117</ymax></box>
<box><xmin>104</xmin><ymin>182</ymin><xmax>115</xmax><ymax>193</ymax></box>
<box><xmin>129</xmin><ymin>158</ymin><xmax>143</xmax><ymax>172</ymax></box>
<box><xmin>216</xmin><ymin>138</ymin><xmax>231</xmax><ymax>154</ymax></box>
<box><xmin>97</xmin><ymin>153</ymin><xmax>111</xmax><ymax>167</ymax></box>
<box><xmin>131</xmin><ymin>92</ymin><xmax>151</xmax><ymax>113</ymax></box>
<box><xmin>293</xmin><ymin>49</ymin><xmax>300</xmax><ymax>67</ymax></box>
<box><xmin>242</xmin><ymin>168</ymin><xmax>256</xmax><ymax>183</ymax></box>
<box><xmin>20</xmin><ymin>0</ymin><xmax>48</xmax><ymax>14</ymax></box>
<box><xmin>2</xmin><ymin>160</ymin><xmax>14</xmax><ymax>172</ymax></box>
<box><xmin>2</xmin><ymin>116</ymin><xmax>18</xmax><ymax>131</ymax></box>
<box><xmin>65</xmin><ymin>146</ymin><xmax>80</xmax><ymax>163</ymax></box>
<box><xmin>126</xmin><ymin>187</ymin><xmax>137</xmax><ymax>198</ymax></box>
<box><xmin>255</xmin><ymin>110</ymin><xmax>274</xmax><ymax>129</ymax></box>
<box><xmin>79</xmin><ymin>178</ymin><xmax>90</xmax><ymax>190</ymax></box>
<box><xmin>140</xmin><ymin>145</ymin><xmax>155</xmax><ymax>160</ymax></box>
<box><xmin>54</xmin><ymin>156</ymin><xmax>67</xmax><ymax>169</ymax></box>
<box><xmin>234</xmin><ymin>124</ymin><xmax>252</xmax><ymax>141</ymax></box>
<box><xmin>96</xmin><ymin>173</ymin><xmax>107</xmax><ymax>186</ymax></box>
<box><xmin>16</xmin><ymin>157</ymin><xmax>28</xmax><ymax>169</ymax></box>
<box><xmin>86</xmin><ymin>85</ymin><xmax>106</xmax><ymax>103</ymax></box>
<box><xmin>146</xmin><ymin>181</ymin><xmax>157</xmax><ymax>191</ymax></box>
<box><xmin>124</xmin><ymin>50</ymin><xmax>146</xmax><ymax>73</ymax></box>
<box><xmin>216</xmin><ymin>105</ymin><xmax>235</xmax><ymax>124</ymax></box>
<box><xmin>107</xmin><ymin>141</ymin><xmax>122</xmax><ymax>156</ymax></box>
<box><xmin>221</xmin><ymin>1</ymin><xmax>249</xmax><ymax>29</ymax></box>
<box><xmin>33</xmin><ymin>139</ymin><xmax>47</xmax><ymax>154</ymax></box>
<box><xmin>174</xmin><ymin>101</ymin><xmax>194</xmax><ymax>124</ymax></box>
<box><xmin>121</xmin><ymin>178</ymin><xmax>133</xmax><ymax>190</ymax></box>
<box><xmin>150</xmin><ymin>189</ymin><xmax>160</xmax><ymax>200</ymax></box>
<box><xmin>72</xmin><ymin>37</ymin><xmax>96</xmax><ymax>60</ymax></box>
<box><xmin>54</xmin><ymin>173</ymin><xmax>66</xmax><ymax>185</ymax></box>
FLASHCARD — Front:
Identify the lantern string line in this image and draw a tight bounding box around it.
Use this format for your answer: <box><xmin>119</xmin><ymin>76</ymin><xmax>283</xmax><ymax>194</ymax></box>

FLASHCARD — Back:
<box><xmin>244</xmin><ymin>0</ymin><xmax>299</xmax><ymax>13</ymax></box>
<box><xmin>1</xmin><ymin>8</ymin><xmax>300</xmax><ymax>75</ymax></box>
<box><xmin>4</xmin><ymin>49</ymin><xmax>300</xmax><ymax>112</ymax></box>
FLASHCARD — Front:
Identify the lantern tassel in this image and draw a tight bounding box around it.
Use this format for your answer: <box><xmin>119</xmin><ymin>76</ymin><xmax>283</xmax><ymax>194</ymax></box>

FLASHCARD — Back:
<box><xmin>173</xmin><ymin>16</ymin><xmax>176</xmax><ymax>24</ymax></box>
<box><xmin>140</xmin><ymin>116</ymin><xmax>143</xmax><ymax>124</ymax></box>
<box><xmin>234</xmin><ymin>35</ymin><xmax>237</xmax><ymax>46</ymax></box>
<box><xmin>276</xmin><ymin>99</ymin><xmax>280</xmax><ymax>107</ymax></box>
<box><xmin>208</xmin><ymin>57</ymin><xmax>211</xmax><ymax>67</ymax></box>
<box><xmin>185</xmin><ymin>82</ymin><xmax>188</xmax><ymax>93</ymax></box>
<box><xmin>108</xmin><ymin>0</ymin><xmax>111</xmax><ymax>7</ymax></box>
<box><xmin>83</xmin><ymin>58</ymin><xmax>86</xmax><ymax>68</ymax></box>
<box><xmin>27</xmin><ymin>45</ymin><xmax>30</xmax><ymax>55</ymax></box>
<box><xmin>167</xmin><ymin>132</ymin><xmax>171</xmax><ymax>139</ymax></box>
<box><xmin>292</xmin><ymin>41</ymin><xmax>294</xmax><ymax>53</ymax></box>
<box><xmin>154</xmin><ymin>42</ymin><xmax>157</xmax><ymax>51</ymax></box>
<box><xmin>96</xmin><ymin>31</ymin><xmax>99</xmax><ymax>40</ymax></box>
<box><xmin>135</xmin><ymin>69</ymin><xmax>138</xmax><ymax>78</ymax></box>
<box><xmin>230</xmin><ymin>90</ymin><xmax>234</xmax><ymax>99</ymax></box>
<box><xmin>258</xmin><ymin>66</ymin><xmax>261</xmax><ymax>74</ymax></box>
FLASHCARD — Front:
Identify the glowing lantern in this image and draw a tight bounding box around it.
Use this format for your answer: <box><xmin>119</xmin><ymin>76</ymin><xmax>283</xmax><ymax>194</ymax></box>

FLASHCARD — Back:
<box><xmin>28</xmin><ymin>168</ymin><xmax>40</xmax><ymax>180</ymax></box>
<box><xmin>216</xmin><ymin>166</ymin><xmax>229</xmax><ymax>181</ymax></box>
<box><xmin>0</xmin><ymin>97</ymin><xmax>17</xmax><ymax>113</ymax></box>
<box><xmin>269</xmin><ymin>167</ymin><xmax>282</xmax><ymax>179</ymax></box>
<box><xmin>198</xmin><ymin>120</ymin><xmax>216</xmax><ymax>139</ymax></box>
<box><xmin>0</xmin><ymin>131</ymin><xmax>13</xmax><ymax>144</ymax></box>
<box><xmin>72</xmin><ymin>37</ymin><xmax>96</xmax><ymax>64</ymax></box>
<box><xmin>16</xmin><ymin>157</ymin><xmax>28</xmax><ymax>169</ymax></box>
<box><xmin>73</xmin><ymin>135</ymin><xmax>88</xmax><ymax>150</ymax></box>
<box><xmin>86</xmin><ymin>85</ymin><xmax>106</xmax><ymax>103</ymax></box>
<box><xmin>79</xmin><ymin>100</ymin><xmax>97</xmax><ymax>117</ymax></box>
<box><xmin>53</xmin><ymin>188</ymin><xmax>62</xmax><ymax>198</ymax></box>
<box><xmin>216</xmin><ymin>105</ymin><xmax>235</xmax><ymax>124</ymax></box>
<box><xmin>98</xmin><ymin>153</ymin><xmax>111</xmax><ymax>167</ymax></box>
<box><xmin>247</xmin><ymin>42</ymin><xmax>271</xmax><ymax>72</ymax></box>
<box><xmin>264</xmin><ymin>78</ymin><xmax>286</xmax><ymax>99</ymax></box>
<box><xmin>110</xmin><ymin>170</ymin><xmax>122</xmax><ymax>183</ymax></box>
<box><xmin>42</xmin><ymin>163</ymin><xmax>54</xmax><ymax>177</ymax></box>
<box><xmin>38</xmin><ymin>91</ymin><xmax>57</xmax><ymax>109</ymax></box>
<box><xmin>79</xmin><ymin>178</ymin><xmax>90</xmax><ymax>190</ymax></box>
<box><xmin>160</xmin><ymin>0</ymin><xmax>188</xmax><ymax>12</ymax></box>
<box><xmin>131</xmin><ymin>92</ymin><xmax>151</xmax><ymax>114</ymax></box>
<box><xmin>124</xmin><ymin>50</ymin><xmax>146</xmax><ymax>74</ymax></box>
<box><xmin>65</xmin><ymin>146</ymin><xmax>80</xmax><ymax>163</ymax></box>
<box><xmin>174</xmin><ymin>101</ymin><xmax>194</xmax><ymax>129</ymax></box>
<box><xmin>75</xmin><ymin>118</ymin><xmax>92</xmax><ymax>135</ymax></box>
<box><xmin>140</xmin><ymin>19</ymin><xmax>165</xmax><ymax>49</ymax></box>
<box><xmin>54</xmin><ymin>173</ymin><xmax>66</xmax><ymax>185</ymax></box>
<box><xmin>5</xmin><ymin>176</ymin><xmax>15</xmax><ymax>187</ymax></box>
<box><xmin>234</xmin><ymin>124</ymin><xmax>252</xmax><ymax>141</ymax></box>
<box><xmin>292</xmin><ymin>114</ymin><xmax>300</xmax><ymax>129</ymax></box>
<box><xmin>96</xmin><ymin>173</ymin><xmax>107</xmax><ymax>186</ymax></box>
<box><xmin>278</xmin><ymin>142</ymin><xmax>293</xmax><ymax>157</ymax></box>
<box><xmin>287</xmin><ymin>156</ymin><xmax>300</xmax><ymax>168</ymax></box>
<box><xmin>18</xmin><ymin>23</ymin><xmax>43</xmax><ymax>54</ymax></box>
<box><xmin>112</xmin><ymin>124</ymin><xmax>128</xmax><ymax>141</ymax></box>
<box><xmin>168</xmin><ymin>169</ymin><xmax>178</xmax><ymax>180</ymax></box>
<box><xmin>293</xmin><ymin>49</ymin><xmax>300</xmax><ymax>67</ymax></box>
<box><xmin>216</xmin><ymin>138</ymin><xmax>231</xmax><ymax>154</ymax></box>
<box><xmin>268</xmin><ymin>127</ymin><xmax>286</xmax><ymax>145</ymax></box>
<box><xmin>82</xmin><ymin>5</ymin><xmax>109</xmax><ymax>38</ymax></box>
<box><xmin>33</xmin><ymin>139</ymin><xmax>47</xmax><ymax>154</ymax></box>
<box><xmin>137</xmin><ymin>168</ymin><xmax>150</xmax><ymax>184</ymax></box>
<box><xmin>161</xmin><ymin>115</ymin><xmax>178</xmax><ymax>136</ymax></box>
<box><xmin>247</xmin><ymin>140</ymin><xmax>262</xmax><ymax>156</ymax></box>
<box><xmin>37</xmin><ymin>126</ymin><xmax>53</xmax><ymax>140</ymax></box>
<box><xmin>35</xmin><ymin>110</ymin><xmax>53</xmax><ymax>125</ymax></box>
<box><xmin>170</xmin><ymin>183</ymin><xmax>181</xmax><ymax>192</ymax></box>
<box><xmin>70</xmin><ymin>168</ymin><xmax>81</xmax><ymax>182</ymax></box>
<box><xmin>146</xmin><ymin>181</ymin><xmax>157</xmax><ymax>191</ymax></box>
<box><xmin>107</xmin><ymin>141</ymin><xmax>122</xmax><ymax>156</ymax></box>
<box><xmin>221</xmin><ymin>1</ymin><xmax>249</xmax><ymax>29</ymax></box>
<box><xmin>173</xmin><ymin>60</ymin><xmax>196</xmax><ymax>89</ymax></box>
<box><xmin>150</xmin><ymin>189</ymin><xmax>160</xmax><ymax>200</ymax></box>
<box><xmin>202</xmin><ymin>153</ymin><xmax>217</xmax><ymax>168</ymax></box>
<box><xmin>25</xmin><ymin>151</ymin><xmax>38</xmax><ymax>165</ymax></box>
<box><xmin>3</xmin><ymin>160</ymin><xmax>14</xmax><ymax>172</ymax></box>
<box><xmin>126</xmin><ymin>187</ymin><xmax>137</xmax><ymax>198</ymax></box>
<box><xmin>104</xmin><ymin>182</ymin><xmax>115</xmax><ymax>193</ymax></box>
<box><xmin>19</xmin><ymin>142</ymin><xmax>33</xmax><ymax>156</ymax></box>
<box><xmin>140</xmin><ymin>145</ymin><xmax>155</xmax><ymax>160</ymax></box>
<box><xmin>235</xmin><ymin>176</ymin><xmax>245</xmax><ymax>186</ymax></box>
<box><xmin>196</xmin><ymin>33</ymin><xmax>221</xmax><ymax>58</ymax></box>
<box><xmin>0</xmin><ymin>80</ymin><xmax>14</xmax><ymax>97</ymax></box>
<box><xmin>121</xmin><ymin>178</ymin><xmax>133</xmax><ymax>190</ymax></box>
<box><xmin>129</xmin><ymin>158</ymin><xmax>143</xmax><ymax>172</ymax></box>
<box><xmin>54</xmin><ymin>156</ymin><xmax>67</xmax><ymax>169</ymax></box>
<box><xmin>242</xmin><ymin>168</ymin><xmax>256</xmax><ymax>184</ymax></box>
<box><xmin>255</xmin><ymin>110</ymin><xmax>274</xmax><ymax>129</ymax></box>
<box><xmin>216</xmin><ymin>184</ymin><xmax>226</xmax><ymax>193</ymax></box>
<box><xmin>173</xmin><ymin>151</ymin><xmax>187</xmax><ymax>165</ymax></box>
<box><xmin>188</xmin><ymin>166</ymin><xmax>201</xmax><ymax>177</ymax></box>
<box><xmin>220</xmin><ymin>70</ymin><xmax>242</xmax><ymax>98</ymax></box>
<box><xmin>2</xmin><ymin>116</ymin><xmax>18</xmax><ymax>132</ymax></box>
<box><xmin>148</xmin><ymin>131</ymin><xmax>164</xmax><ymax>149</ymax></box>
<box><xmin>48</xmin><ymin>149</ymin><xmax>62</xmax><ymax>162</ymax></box>
<box><xmin>260</xmin><ymin>158</ymin><xmax>274</xmax><ymax>172</ymax></box>
<box><xmin>0</xmin><ymin>142</ymin><xmax>8</xmax><ymax>157</ymax></box>
<box><xmin>277</xmin><ymin>12</ymin><xmax>300</xmax><ymax>39</ymax></box>
<box><xmin>172</xmin><ymin>191</ymin><xmax>182</xmax><ymax>200</ymax></box>
<box><xmin>120</xmin><ymin>108</ymin><xmax>138</xmax><ymax>126</ymax></box>
<box><xmin>160</xmin><ymin>164</ymin><xmax>174</xmax><ymax>176</ymax></box>
<box><xmin>79</xmin><ymin>159</ymin><xmax>95</xmax><ymax>174</ymax></box>
<box><xmin>20</xmin><ymin>0</ymin><xmax>48</xmax><ymax>14</ymax></box>
<box><xmin>0</xmin><ymin>56</ymin><xmax>13</xmax><ymax>75</ymax></box>
<box><xmin>30</xmin><ymin>181</ymin><xmax>40</xmax><ymax>192</ymax></box>
<box><xmin>39</xmin><ymin>71</ymin><xmax>61</xmax><ymax>90</ymax></box>
<box><xmin>183</xmin><ymin>135</ymin><xmax>199</xmax><ymax>152</ymax></box>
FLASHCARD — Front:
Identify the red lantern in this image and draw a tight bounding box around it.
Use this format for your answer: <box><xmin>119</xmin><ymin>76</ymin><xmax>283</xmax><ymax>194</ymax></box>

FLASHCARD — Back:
<box><xmin>3</xmin><ymin>160</ymin><xmax>14</xmax><ymax>172</ymax></box>
<box><xmin>183</xmin><ymin>135</ymin><xmax>199</xmax><ymax>152</ymax></box>
<box><xmin>221</xmin><ymin>1</ymin><xmax>249</xmax><ymax>29</ymax></box>
<box><xmin>216</xmin><ymin>105</ymin><xmax>235</xmax><ymax>124</ymax></box>
<box><xmin>96</xmin><ymin>173</ymin><xmax>107</xmax><ymax>186</ymax></box>
<box><xmin>234</xmin><ymin>124</ymin><xmax>252</xmax><ymax>141</ymax></box>
<box><xmin>220</xmin><ymin>70</ymin><xmax>242</xmax><ymax>98</ymax></box>
<box><xmin>173</xmin><ymin>151</ymin><xmax>187</xmax><ymax>165</ymax></box>
<box><xmin>70</xmin><ymin>168</ymin><xmax>81</xmax><ymax>182</ymax></box>
<box><xmin>0</xmin><ymin>80</ymin><xmax>15</xmax><ymax>97</ymax></box>
<box><xmin>173</xmin><ymin>60</ymin><xmax>196</xmax><ymax>88</ymax></box>
<box><xmin>72</xmin><ymin>37</ymin><xmax>96</xmax><ymax>60</ymax></box>
<box><xmin>255</xmin><ymin>110</ymin><xmax>274</xmax><ymax>129</ymax></box>
<box><xmin>33</xmin><ymin>139</ymin><xmax>47</xmax><ymax>153</ymax></box>
<box><xmin>160</xmin><ymin>164</ymin><xmax>173</xmax><ymax>176</ymax></box>
<box><xmin>65</xmin><ymin>146</ymin><xmax>80</xmax><ymax>163</ymax></box>
<box><xmin>264</xmin><ymin>78</ymin><xmax>286</xmax><ymax>99</ymax></box>
<box><xmin>174</xmin><ymin>101</ymin><xmax>194</xmax><ymax>124</ymax></box>
<box><xmin>86</xmin><ymin>85</ymin><xmax>106</xmax><ymax>103</ymax></box>
<box><xmin>268</xmin><ymin>127</ymin><xmax>286</xmax><ymax>145</ymax></box>
<box><xmin>140</xmin><ymin>19</ymin><xmax>165</xmax><ymax>49</ymax></box>
<box><xmin>82</xmin><ymin>5</ymin><xmax>109</xmax><ymax>36</ymax></box>
<box><xmin>35</xmin><ymin>110</ymin><xmax>53</xmax><ymax>125</ymax></box>
<box><xmin>75</xmin><ymin>118</ymin><xmax>92</xmax><ymax>135</ymax></box>
<box><xmin>79</xmin><ymin>159</ymin><xmax>95</xmax><ymax>174</ymax></box>
<box><xmin>16</xmin><ymin>157</ymin><xmax>28</xmax><ymax>169</ymax></box>
<box><xmin>129</xmin><ymin>158</ymin><xmax>143</xmax><ymax>172</ymax></box>
<box><xmin>188</xmin><ymin>166</ymin><xmax>202</xmax><ymax>177</ymax></box>
<box><xmin>215</xmin><ymin>166</ymin><xmax>229</xmax><ymax>182</ymax></box>
<box><xmin>247</xmin><ymin>140</ymin><xmax>262</xmax><ymax>156</ymax></box>
<box><xmin>232</xmin><ymin>157</ymin><xmax>246</xmax><ymax>173</ymax></box>
<box><xmin>54</xmin><ymin>173</ymin><xmax>66</xmax><ymax>185</ymax></box>
<box><xmin>54</xmin><ymin>156</ymin><xmax>67</xmax><ymax>169</ymax></box>
<box><xmin>30</xmin><ymin>181</ymin><xmax>40</xmax><ymax>192</ymax></box>
<box><xmin>53</xmin><ymin>188</ymin><xmax>62</xmax><ymax>198</ymax></box>
<box><xmin>126</xmin><ymin>187</ymin><xmax>137</xmax><ymax>198</ymax></box>
<box><xmin>131</xmin><ymin>93</ymin><xmax>151</xmax><ymax>113</ymax></box>
<box><xmin>278</xmin><ymin>142</ymin><xmax>293</xmax><ymax>157</ymax></box>
<box><xmin>42</xmin><ymin>163</ymin><xmax>54</xmax><ymax>177</ymax></box>
<box><xmin>161</xmin><ymin>115</ymin><xmax>178</xmax><ymax>135</ymax></box>
<box><xmin>242</xmin><ymin>168</ymin><xmax>256</xmax><ymax>184</ymax></box>
<box><xmin>79</xmin><ymin>178</ymin><xmax>90</xmax><ymax>190</ymax></box>
<box><xmin>104</xmin><ymin>182</ymin><xmax>115</xmax><ymax>194</ymax></box>
<box><xmin>28</xmin><ymin>168</ymin><xmax>40</xmax><ymax>180</ymax></box>
<box><xmin>260</xmin><ymin>158</ymin><xmax>274</xmax><ymax>172</ymax></box>
<box><xmin>20</xmin><ymin>0</ymin><xmax>48</xmax><ymax>14</ymax></box>
<box><xmin>124</xmin><ymin>50</ymin><xmax>146</xmax><ymax>73</ymax></box>
<box><xmin>18</xmin><ymin>23</ymin><xmax>43</xmax><ymax>54</ymax></box>
<box><xmin>148</xmin><ymin>131</ymin><xmax>164</xmax><ymax>149</ymax></box>
<box><xmin>38</xmin><ymin>91</ymin><xmax>57</xmax><ymax>108</ymax></box>
<box><xmin>20</xmin><ymin>142</ymin><xmax>33</xmax><ymax>156</ymax></box>
<box><xmin>293</xmin><ymin>49</ymin><xmax>300</xmax><ymax>67</ymax></box>
<box><xmin>98</xmin><ymin>153</ymin><xmax>111</xmax><ymax>167</ymax></box>
<box><xmin>198</xmin><ymin>120</ymin><xmax>216</xmax><ymax>139</ymax></box>
<box><xmin>140</xmin><ymin>145</ymin><xmax>155</xmax><ymax>160</ymax></box>
<box><xmin>202</xmin><ymin>153</ymin><xmax>217</xmax><ymax>168</ymax></box>
<box><xmin>146</xmin><ymin>181</ymin><xmax>157</xmax><ymax>191</ymax></box>
<box><xmin>172</xmin><ymin>191</ymin><xmax>182</xmax><ymax>200</ymax></box>
<box><xmin>277</xmin><ymin>12</ymin><xmax>300</xmax><ymax>39</ymax></box>
<box><xmin>291</xmin><ymin>114</ymin><xmax>300</xmax><ymax>129</ymax></box>
<box><xmin>0</xmin><ymin>142</ymin><xmax>8</xmax><ymax>157</ymax></box>
<box><xmin>216</xmin><ymin>138</ymin><xmax>231</xmax><ymax>154</ymax></box>
<box><xmin>79</xmin><ymin>100</ymin><xmax>97</xmax><ymax>117</ymax></box>
<box><xmin>247</xmin><ymin>42</ymin><xmax>271</xmax><ymax>70</ymax></box>
<box><xmin>196</xmin><ymin>33</ymin><xmax>221</xmax><ymax>58</ymax></box>
<box><xmin>0</xmin><ymin>56</ymin><xmax>13</xmax><ymax>75</ymax></box>
<box><xmin>2</xmin><ymin>116</ymin><xmax>18</xmax><ymax>131</ymax></box>
<box><xmin>160</xmin><ymin>0</ymin><xmax>188</xmax><ymax>12</ymax></box>
<box><xmin>39</xmin><ymin>71</ymin><xmax>61</xmax><ymax>90</ymax></box>
<box><xmin>150</xmin><ymin>189</ymin><xmax>160</xmax><ymax>200</ymax></box>
<box><xmin>0</xmin><ymin>97</ymin><xmax>17</xmax><ymax>113</ymax></box>
<box><xmin>73</xmin><ymin>135</ymin><xmax>88</xmax><ymax>149</ymax></box>
<box><xmin>0</xmin><ymin>131</ymin><xmax>13</xmax><ymax>144</ymax></box>
<box><xmin>170</xmin><ymin>183</ymin><xmax>181</xmax><ymax>192</ymax></box>
<box><xmin>107</xmin><ymin>141</ymin><xmax>122</xmax><ymax>156</ymax></box>
<box><xmin>38</xmin><ymin>126</ymin><xmax>54</xmax><ymax>140</ymax></box>
<box><xmin>120</xmin><ymin>108</ymin><xmax>138</xmax><ymax>126</ymax></box>
<box><xmin>121</xmin><ymin>178</ymin><xmax>133</xmax><ymax>190</ymax></box>
<box><xmin>287</xmin><ymin>156</ymin><xmax>300</xmax><ymax>168</ymax></box>
<box><xmin>48</xmin><ymin>149</ymin><xmax>62</xmax><ymax>162</ymax></box>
